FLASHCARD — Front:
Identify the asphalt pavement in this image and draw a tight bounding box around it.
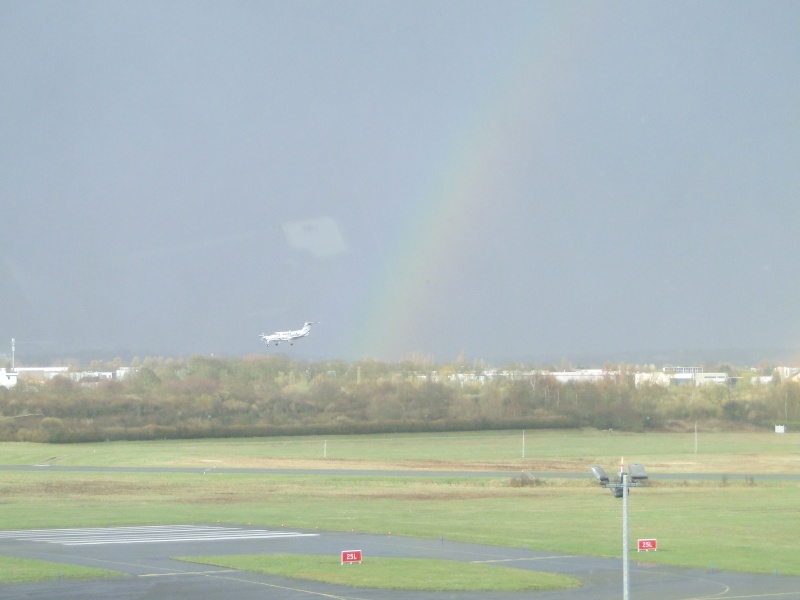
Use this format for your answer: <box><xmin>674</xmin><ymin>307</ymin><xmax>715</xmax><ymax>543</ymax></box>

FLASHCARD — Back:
<box><xmin>2</xmin><ymin>525</ymin><xmax>799</xmax><ymax>600</ymax></box>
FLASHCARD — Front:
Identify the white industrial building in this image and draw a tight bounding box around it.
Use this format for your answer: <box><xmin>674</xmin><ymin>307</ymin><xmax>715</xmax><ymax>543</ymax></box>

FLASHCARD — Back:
<box><xmin>634</xmin><ymin>367</ymin><xmax>729</xmax><ymax>388</ymax></box>
<box><xmin>0</xmin><ymin>366</ymin><xmax>69</xmax><ymax>389</ymax></box>
<box><xmin>0</xmin><ymin>368</ymin><xmax>17</xmax><ymax>389</ymax></box>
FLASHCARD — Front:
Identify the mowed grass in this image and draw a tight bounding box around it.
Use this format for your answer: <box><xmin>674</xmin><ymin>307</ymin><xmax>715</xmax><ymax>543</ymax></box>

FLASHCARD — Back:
<box><xmin>180</xmin><ymin>554</ymin><xmax>580</xmax><ymax>591</ymax></box>
<box><xmin>5</xmin><ymin>428</ymin><xmax>800</xmax><ymax>473</ymax></box>
<box><xmin>0</xmin><ymin>556</ymin><xmax>122</xmax><ymax>583</ymax></box>
<box><xmin>1</xmin><ymin>471</ymin><xmax>799</xmax><ymax>575</ymax></box>
<box><xmin>0</xmin><ymin>430</ymin><xmax>799</xmax><ymax>576</ymax></box>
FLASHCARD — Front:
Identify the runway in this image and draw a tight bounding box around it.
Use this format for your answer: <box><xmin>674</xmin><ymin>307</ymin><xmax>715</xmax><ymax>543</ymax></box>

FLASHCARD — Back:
<box><xmin>2</xmin><ymin>525</ymin><xmax>800</xmax><ymax>599</ymax></box>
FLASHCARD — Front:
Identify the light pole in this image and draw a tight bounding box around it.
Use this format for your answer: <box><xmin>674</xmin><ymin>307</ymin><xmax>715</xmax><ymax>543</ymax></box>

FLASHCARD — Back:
<box><xmin>590</xmin><ymin>459</ymin><xmax>649</xmax><ymax>600</ymax></box>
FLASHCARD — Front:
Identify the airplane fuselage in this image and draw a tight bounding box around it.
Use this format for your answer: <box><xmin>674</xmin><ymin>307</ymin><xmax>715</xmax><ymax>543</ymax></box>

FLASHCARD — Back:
<box><xmin>260</xmin><ymin>322</ymin><xmax>314</xmax><ymax>346</ymax></box>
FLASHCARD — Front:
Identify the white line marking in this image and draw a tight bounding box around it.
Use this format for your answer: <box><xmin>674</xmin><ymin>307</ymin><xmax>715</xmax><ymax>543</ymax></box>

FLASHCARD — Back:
<box><xmin>0</xmin><ymin>525</ymin><xmax>319</xmax><ymax>546</ymax></box>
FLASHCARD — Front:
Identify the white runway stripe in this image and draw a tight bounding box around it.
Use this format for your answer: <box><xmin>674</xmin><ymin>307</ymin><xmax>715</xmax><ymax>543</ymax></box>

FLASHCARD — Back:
<box><xmin>0</xmin><ymin>525</ymin><xmax>318</xmax><ymax>546</ymax></box>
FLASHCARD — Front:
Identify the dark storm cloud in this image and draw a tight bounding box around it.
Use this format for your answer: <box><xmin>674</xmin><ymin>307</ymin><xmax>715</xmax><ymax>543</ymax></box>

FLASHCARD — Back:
<box><xmin>1</xmin><ymin>1</ymin><xmax>799</xmax><ymax>365</ymax></box>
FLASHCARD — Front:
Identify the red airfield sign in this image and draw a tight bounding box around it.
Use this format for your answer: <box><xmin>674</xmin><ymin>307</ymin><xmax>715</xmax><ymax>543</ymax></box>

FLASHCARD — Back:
<box><xmin>341</xmin><ymin>550</ymin><xmax>362</xmax><ymax>564</ymax></box>
<box><xmin>637</xmin><ymin>538</ymin><xmax>657</xmax><ymax>551</ymax></box>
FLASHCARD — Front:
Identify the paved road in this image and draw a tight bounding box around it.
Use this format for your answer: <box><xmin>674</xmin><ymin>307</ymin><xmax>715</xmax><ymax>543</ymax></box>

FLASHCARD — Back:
<box><xmin>2</xmin><ymin>463</ymin><xmax>796</xmax><ymax>481</ymax></box>
<box><xmin>2</xmin><ymin>525</ymin><xmax>800</xmax><ymax>599</ymax></box>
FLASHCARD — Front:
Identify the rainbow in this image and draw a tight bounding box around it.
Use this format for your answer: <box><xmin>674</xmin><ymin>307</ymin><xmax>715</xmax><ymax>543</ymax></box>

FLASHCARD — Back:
<box><xmin>350</xmin><ymin>7</ymin><xmax>598</xmax><ymax>361</ymax></box>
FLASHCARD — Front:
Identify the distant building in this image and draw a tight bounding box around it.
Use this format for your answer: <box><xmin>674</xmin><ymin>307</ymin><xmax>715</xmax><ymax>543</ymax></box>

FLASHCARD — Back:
<box><xmin>12</xmin><ymin>367</ymin><xmax>68</xmax><ymax>381</ymax></box>
<box><xmin>634</xmin><ymin>372</ymin><xmax>672</xmax><ymax>387</ymax></box>
<box><xmin>663</xmin><ymin>366</ymin><xmax>704</xmax><ymax>374</ymax></box>
<box><xmin>0</xmin><ymin>366</ymin><xmax>68</xmax><ymax>389</ymax></box>
<box><xmin>693</xmin><ymin>372</ymin><xmax>729</xmax><ymax>386</ymax></box>
<box><xmin>0</xmin><ymin>366</ymin><xmax>134</xmax><ymax>388</ymax></box>
<box><xmin>634</xmin><ymin>367</ymin><xmax>729</xmax><ymax>387</ymax></box>
<box><xmin>0</xmin><ymin>368</ymin><xmax>18</xmax><ymax>389</ymax></box>
<box><xmin>68</xmin><ymin>368</ymin><xmax>132</xmax><ymax>383</ymax></box>
<box><xmin>776</xmin><ymin>367</ymin><xmax>800</xmax><ymax>380</ymax></box>
<box><xmin>550</xmin><ymin>369</ymin><xmax>618</xmax><ymax>383</ymax></box>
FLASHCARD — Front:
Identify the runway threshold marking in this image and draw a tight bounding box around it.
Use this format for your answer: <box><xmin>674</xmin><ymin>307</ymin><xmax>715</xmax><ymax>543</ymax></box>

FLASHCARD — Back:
<box><xmin>0</xmin><ymin>525</ymin><xmax>319</xmax><ymax>546</ymax></box>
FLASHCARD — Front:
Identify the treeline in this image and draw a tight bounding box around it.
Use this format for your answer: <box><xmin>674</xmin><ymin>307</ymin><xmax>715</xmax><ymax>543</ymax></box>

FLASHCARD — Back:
<box><xmin>0</xmin><ymin>355</ymin><xmax>798</xmax><ymax>443</ymax></box>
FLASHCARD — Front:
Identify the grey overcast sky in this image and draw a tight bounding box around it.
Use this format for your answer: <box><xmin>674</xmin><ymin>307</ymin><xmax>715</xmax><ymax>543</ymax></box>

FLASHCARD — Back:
<box><xmin>2</xmin><ymin>1</ymin><xmax>800</xmax><ymax>365</ymax></box>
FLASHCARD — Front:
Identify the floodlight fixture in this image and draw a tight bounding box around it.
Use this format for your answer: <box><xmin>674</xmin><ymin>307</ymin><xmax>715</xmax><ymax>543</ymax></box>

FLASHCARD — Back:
<box><xmin>590</xmin><ymin>465</ymin><xmax>609</xmax><ymax>484</ymax></box>
<box><xmin>629</xmin><ymin>463</ymin><xmax>648</xmax><ymax>483</ymax></box>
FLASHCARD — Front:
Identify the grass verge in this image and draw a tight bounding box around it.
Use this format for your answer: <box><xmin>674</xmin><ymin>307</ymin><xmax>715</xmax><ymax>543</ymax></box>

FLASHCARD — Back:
<box><xmin>0</xmin><ymin>556</ymin><xmax>123</xmax><ymax>583</ymax></box>
<box><xmin>178</xmin><ymin>553</ymin><xmax>580</xmax><ymax>591</ymax></box>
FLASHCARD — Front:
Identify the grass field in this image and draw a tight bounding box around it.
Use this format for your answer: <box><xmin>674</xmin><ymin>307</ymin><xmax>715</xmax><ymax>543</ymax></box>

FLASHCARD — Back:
<box><xmin>0</xmin><ymin>429</ymin><xmax>799</xmax><ymax>577</ymax></box>
<box><xmin>0</xmin><ymin>556</ymin><xmax>121</xmax><ymax>583</ymax></box>
<box><xmin>4</xmin><ymin>428</ymin><xmax>799</xmax><ymax>473</ymax></box>
<box><xmin>179</xmin><ymin>554</ymin><xmax>580</xmax><ymax>591</ymax></box>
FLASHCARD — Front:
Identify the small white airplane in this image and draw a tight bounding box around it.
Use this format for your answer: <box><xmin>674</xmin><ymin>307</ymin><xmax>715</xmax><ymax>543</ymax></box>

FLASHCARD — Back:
<box><xmin>260</xmin><ymin>322</ymin><xmax>315</xmax><ymax>346</ymax></box>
